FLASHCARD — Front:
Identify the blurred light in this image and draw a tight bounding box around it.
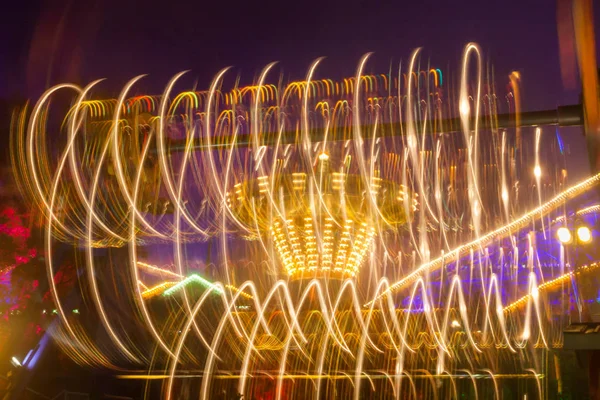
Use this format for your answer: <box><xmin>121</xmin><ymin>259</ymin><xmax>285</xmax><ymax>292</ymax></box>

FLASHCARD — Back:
<box><xmin>557</xmin><ymin>227</ymin><xmax>572</xmax><ymax>244</ymax></box>
<box><xmin>11</xmin><ymin>357</ymin><xmax>21</xmax><ymax>367</ymax></box>
<box><xmin>459</xmin><ymin>99</ymin><xmax>470</xmax><ymax>116</ymax></box>
<box><xmin>533</xmin><ymin>165</ymin><xmax>541</xmax><ymax>178</ymax></box>
<box><xmin>451</xmin><ymin>320</ymin><xmax>461</xmax><ymax>328</ymax></box>
<box><xmin>577</xmin><ymin>226</ymin><xmax>592</xmax><ymax>243</ymax></box>
<box><xmin>22</xmin><ymin>349</ymin><xmax>33</xmax><ymax>366</ymax></box>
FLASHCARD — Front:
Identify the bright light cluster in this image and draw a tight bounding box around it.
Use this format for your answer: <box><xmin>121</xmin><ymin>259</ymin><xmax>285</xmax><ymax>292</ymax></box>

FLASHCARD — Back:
<box><xmin>226</xmin><ymin>168</ymin><xmax>407</xmax><ymax>279</ymax></box>
<box><xmin>270</xmin><ymin>217</ymin><xmax>376</xmax><ymax>278</ymax></box>
<box><xmin>556</xmin><ymin>224</ymin><xmax>593</xmax><ymax>244</ymax></box>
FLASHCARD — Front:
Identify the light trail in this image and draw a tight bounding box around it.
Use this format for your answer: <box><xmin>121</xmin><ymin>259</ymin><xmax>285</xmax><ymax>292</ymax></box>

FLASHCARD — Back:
<box><xmin>366</xmin><ymin>170</ymin><xmax>600</xmax><ymax>306</ymax></box>
<box><xmin>12</xmin><ymin>42</ymin><xmax>600</xmax><ymax>399</ymax></box>
<box><xmin>504</xmin><ymin>262</ymin><xmax>600</xmax><ymax>312</ymax></box>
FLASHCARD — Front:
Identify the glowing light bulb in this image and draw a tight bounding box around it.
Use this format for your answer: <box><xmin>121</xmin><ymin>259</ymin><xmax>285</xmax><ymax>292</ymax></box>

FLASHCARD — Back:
<box><xmin>451</xmin><ymin>320</ymin><xmax>461</xmax><ymax>328</ymax></box>
<box><xmin>318</xmin><ymin>153</ymin><xmax>329</xmax><ymax>161</ymax></box>
<box><xmin>577</xmin><ymin>226</ymin><xmax>592</xmax><ymax>243</ymax></box>
<box><xmin>533</xmin><ymin>165</ymin><xmax>541</xmax><ymax>178</ymax></box>
<box><xmin>557</xmin><ymin>227</ymin><xmax>572</xmax><ymax>244</ymax></box>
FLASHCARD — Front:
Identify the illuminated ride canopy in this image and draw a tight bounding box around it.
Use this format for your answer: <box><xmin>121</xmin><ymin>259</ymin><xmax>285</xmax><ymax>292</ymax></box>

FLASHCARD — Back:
<box><xmin>226</xmin><ymin>160</ymin><xmax>411</xmax><ymax>279</ymax></box>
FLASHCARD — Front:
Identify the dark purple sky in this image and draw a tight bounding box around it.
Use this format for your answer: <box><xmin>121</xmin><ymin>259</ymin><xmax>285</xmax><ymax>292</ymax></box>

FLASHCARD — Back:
<box><xmin>2</xmin><ymin>0</ymin><xmax>600</xmax><ymax>110</ymax></box>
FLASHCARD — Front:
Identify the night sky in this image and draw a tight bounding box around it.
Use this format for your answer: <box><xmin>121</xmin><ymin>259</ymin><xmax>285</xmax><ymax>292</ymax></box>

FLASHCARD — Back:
<box><xmin>2</xmin><ymin>0</ymin><xmax>600</xmax><ymax>111</ymax></box>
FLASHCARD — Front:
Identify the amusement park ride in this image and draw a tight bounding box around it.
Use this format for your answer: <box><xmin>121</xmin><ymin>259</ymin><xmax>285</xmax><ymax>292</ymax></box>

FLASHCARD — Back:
<box><xmin>5</xmin><ymin>3</ymin><xmax>600</xmax><ymax>400</ymax></box>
